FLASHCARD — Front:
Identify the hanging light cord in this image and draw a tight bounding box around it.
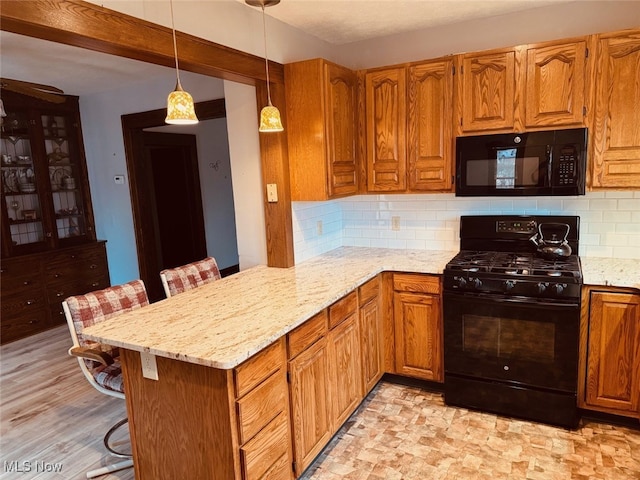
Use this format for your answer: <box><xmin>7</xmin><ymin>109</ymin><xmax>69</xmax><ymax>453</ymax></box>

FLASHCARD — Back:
<box><xmin>169</xmin><ymin>0</ymin><xmax>181</xmax><ymax>85</ymax></box>
<box><xmin>261</xmin><ymin>3</ymin><xmax>273</xmax><ymax>106</ymax></box>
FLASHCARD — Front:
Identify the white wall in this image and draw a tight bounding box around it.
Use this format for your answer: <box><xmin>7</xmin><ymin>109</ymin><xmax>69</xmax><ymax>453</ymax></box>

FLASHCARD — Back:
<box><xmin>223</xmin><ymin>80</ymin><xmax>268</xmax><ymax>270</ymax></box>
<box><xmin>146</xmin><ymin>118</ymin><xmax>239</xmax><ymax>270</ymax></box>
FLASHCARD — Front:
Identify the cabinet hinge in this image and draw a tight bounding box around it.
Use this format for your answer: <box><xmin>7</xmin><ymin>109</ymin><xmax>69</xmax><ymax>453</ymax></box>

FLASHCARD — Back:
<box><xmin>460</xmin><ymin>65</ymin><xmax>464</xmax><ymax>74</ymax></box>
<box><xmin>292</xmin><ymin>462</ymin><xmax>297</xmax><ymax>473</ymax></box>
<box><xmin>585</xmin><ymin>47</ymin><xmax>589</xmax><ymax>58</ymax></box>
<box><xmin>286</xmin><ymin>371</ymin><xmax>290</xmax><ymax>383</ymax></box>
<box><xmin>583</xmin><ymin>106</ymin><xmax>587</xmax><ymax>116</ymax></box>
<box><xmin>452</xmin><ymin>65</ymin><xmax>455</xmax><ymax>75</ymax></box>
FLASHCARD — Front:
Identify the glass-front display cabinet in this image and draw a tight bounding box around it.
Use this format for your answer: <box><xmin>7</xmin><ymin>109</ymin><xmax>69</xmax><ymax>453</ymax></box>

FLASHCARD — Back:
<box><xmin>1</xmin><ymin>90</ymin><xmax>96</xmax><ymax>257</ymax></box>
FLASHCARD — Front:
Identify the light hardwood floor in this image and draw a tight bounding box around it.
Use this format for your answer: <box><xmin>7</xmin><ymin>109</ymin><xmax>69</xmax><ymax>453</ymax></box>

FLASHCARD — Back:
<box><xmin>3</xmin><ymin>325</ymin><xmax>639</xmax><ymax>480</ymax></box>
<box><xmin>1</xmin><ymin>325</ymin><xmax>133</xmax><ymax>480</ymax></box>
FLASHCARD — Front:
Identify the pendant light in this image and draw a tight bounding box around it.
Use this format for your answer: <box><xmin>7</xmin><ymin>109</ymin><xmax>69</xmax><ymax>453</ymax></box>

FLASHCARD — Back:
<box><xmin>165</xmin><ymin>0</ymin><xmax>198</xmax><ymax>125</ymax></box>
<box><xmin>246</xmin><ymin>0</ymin><xmax>284</xmax><ymax>133</ymax></box>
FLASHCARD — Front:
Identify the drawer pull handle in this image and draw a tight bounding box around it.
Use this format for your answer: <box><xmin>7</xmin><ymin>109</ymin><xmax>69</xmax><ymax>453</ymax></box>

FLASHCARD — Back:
<box><xmin>89</xmin><ymin>264</ymin><xmax>98</xmax><ymax>269</ymax></box>
<box><xmin>70</xmin><ymin>254</ymin><xmax>77</xmax><ymax>259</ymax></box>
<box><xmin>91</xmin><ymin>282</ymin><xmax>99</xmax><ymax>287</ymax></box>
<box><xmin>56</xmin><ymin>292</ymin><xmax>65</xmax><ymax>297</ymax></box>
<box><xmin>54</xmin><ymin>273</ymin><xmax>61</xmax><ymax>278</ymax></box>
<box><xmin>29</xmin><ymin>319</ymin><xmax>39</xmax><ymax>324</ymax></box>
<box><xmin>26</xmin><ymin>300</ymin><xmax>36</xmax><ymax>306</ymax></box>
<box><xmin>23</xmin><ymin>280</ymin><xmax>32</xmax><ymax>286</ymax></box>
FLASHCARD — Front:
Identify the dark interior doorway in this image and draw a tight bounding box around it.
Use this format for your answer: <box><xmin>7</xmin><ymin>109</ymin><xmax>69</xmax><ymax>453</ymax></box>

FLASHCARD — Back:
<box><xmin>121</xmin><ymin>99</ymin><xmax>227</xmax><ymax>302</ymax></box>
<box><xmin>143</xmin><ymin>132</ymin><xmax>207</xmax><ymax>278</ymax></box>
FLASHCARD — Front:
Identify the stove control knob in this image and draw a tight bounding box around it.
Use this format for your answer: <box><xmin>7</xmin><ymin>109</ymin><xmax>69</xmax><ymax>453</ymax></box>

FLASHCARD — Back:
<box><xmin>537</xmin><ymin>282</ymin><xmax>548</xmax><ymax>294</ymax></box>
<box><xmin>503</xmin><ymin>280</ymin><xmax>516</xmax><ymax>291</ymax></box>
<box><xmin>454</xmin><ymin>276</ymin><xmax>467</xmax><ymax>288</ymax></box>
<box><xmin>553</xmin><ymin>283</ymin><xmax>566</xmax><ymax>295</ymax></box>
<box><xmin>471</xmin><ymin>277</ymin><xmax>483</xmax><ymax>289</ymax></box>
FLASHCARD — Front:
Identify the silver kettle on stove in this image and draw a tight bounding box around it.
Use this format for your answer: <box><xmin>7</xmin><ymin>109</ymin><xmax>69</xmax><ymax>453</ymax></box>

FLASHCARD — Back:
<box><xmin>529</xmin><ymin>223</ymin><xmax>572</xmax><ymax>259</ymax></box>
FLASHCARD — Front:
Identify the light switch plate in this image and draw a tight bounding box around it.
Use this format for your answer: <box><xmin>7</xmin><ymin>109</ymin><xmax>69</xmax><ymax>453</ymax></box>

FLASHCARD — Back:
<box><xmin>267</xmin><ymin>183</ymin><xmax>278</xmax><ymax>202</ymax></box>
<box><xmin>140</xmin><ymin>351</ymin><xmax>159</xmax><ymax>380</ymax></box>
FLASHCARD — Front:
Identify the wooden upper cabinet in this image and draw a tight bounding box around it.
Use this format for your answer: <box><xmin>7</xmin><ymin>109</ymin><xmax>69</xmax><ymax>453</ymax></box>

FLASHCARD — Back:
<box><xmin>590</xmin><ymin>29</ymin><xmax>640</xmax><ymax>188</ymax></box>
<box><xmin>285</xmin><ymin>59</ymin><xmax>357</xmax><ymax>200</ymax></box>
<box><xmin>525</xmin><ymin>41</ymin><xmax>587</xmax><ymax>127</ymax></box>
<box><xmin>365</xmin><ymin>67</ymin><xmax>407</xmax><ymax>191</ymax></box>
<box><xmin>458</xmin><ymin>48</ymin><xmax>518</xmax><ymax>133</ymax></box>
<box><xmin>408</xmin><ymin>59</ymin><xmax>454</xmax><ymax>191</ymax></box>
<box><xmin>583</xmin><ymin>289</ymin><xmax>640</xmax><ymax>417</ymax></box>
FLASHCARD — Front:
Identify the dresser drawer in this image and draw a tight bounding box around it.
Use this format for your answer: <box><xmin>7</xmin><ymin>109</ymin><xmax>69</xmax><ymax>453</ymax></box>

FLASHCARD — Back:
<box><xmin>234</xmin><ymin>338</ymin><xmax>285</xmax><ymax>398</ymax></box>
<box><xmin>329</xmin><ymin>291</ymin><xmax>357</xmax><ymax>329</ymax></box>
<box><xmin>0</xmin><ymin>271</ymin><xmax>43</xmax><ymax>295</ymax></box>
<box><xmin>0</xmin><ymin>307</ymin><xmax>48</xmax><ymax>343</ymax></box>
<box><xmin>1</xmin><ymin>292</ymin><xmax>47</xmax><ymax>317</ymax></box>
<box><xmin>240</xmin><ymin>412</ymin><xmax>290</xmax><ymax>480</ymax></box>
<box><xmin>236</xmin><ymin>369</ymin><xmax>287</xmax><ymax>445</ymax></box>
<box><xmin>287</xmin><ymin>310</ymin><xmax>328</xmax><ymax>360</ymax></box>
<box><xmin>46</xmin><ymin>275</ymin><xmax>110</xmax><ymax>304</ymax></box>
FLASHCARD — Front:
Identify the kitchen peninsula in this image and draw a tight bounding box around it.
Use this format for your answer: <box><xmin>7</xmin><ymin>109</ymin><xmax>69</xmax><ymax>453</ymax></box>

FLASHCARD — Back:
<box><xmin>83</xmin><ymin>246</ymin><xmax>639</xmax><ymax>480</ymax></box>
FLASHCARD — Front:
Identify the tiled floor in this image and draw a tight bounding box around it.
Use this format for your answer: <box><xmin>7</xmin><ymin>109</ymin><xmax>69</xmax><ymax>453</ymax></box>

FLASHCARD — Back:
<box><xmin>300</xmin><ymin>381</ymin><xmax>640</xmax><ymax>480</ymax></box>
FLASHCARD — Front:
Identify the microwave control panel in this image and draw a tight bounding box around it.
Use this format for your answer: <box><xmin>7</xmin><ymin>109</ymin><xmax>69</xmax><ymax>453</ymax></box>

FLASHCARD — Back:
<box><xmin>554</xmin><ymin>145</ymin><xmax>579</xmax><ymax>186</ymax></box>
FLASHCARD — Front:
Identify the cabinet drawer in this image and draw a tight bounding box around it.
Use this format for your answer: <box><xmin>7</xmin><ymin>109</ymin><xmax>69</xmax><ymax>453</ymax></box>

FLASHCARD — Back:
<box><xmin>240</xmin><ymin>412</ymin><xmax>290</xmax><ymax>480</ymax></box>
<box><xmin>329</xmin><ymin>291</ymin><xmax>357</xmax><ymax>329</ymax></box>
<box><xmin>0</xmin><ymin>271</ymin><xmax>43</xmax><ymax>294</ymax></box>
<box><xmin>43</xmin><ymin>244</ymin><xmax>105</xmax><ymax>266</ymax></box>
<box><xmin>236</xmin><ymin>369</ymin><xmax>287</xmax><ymax>444</ymax></box>
<box><xmin>235</xmin><ymin>338</ymin><xmax>285</xmax><ymax>398</ymax></box>
<box><xmin>393</xmin><ymin>273</ymin><xmax>440</xmax><ymax>294</ymax></box>
<box><xmin>1</xmin><ymin>293</ymin><xmax>46</xmax><ymax>317</ymax></box>
<box><xmin>1</xmin><ymin>307</ymin><xmax>48</xmax><ymax>343</ymax></box>
<box><xmin>287</xmin><ymin>310</ymin><xmax>328</xmax><ymax>360</ymax></box>
<box><xmin>46</xmin><ymin>276</ymin><xmax>111</xmax><ymax>304</ymax></box>
<box><xmin>358</xmin><ymin>276</ymin><xmax>380</xmax><ymax>305</ymax></box>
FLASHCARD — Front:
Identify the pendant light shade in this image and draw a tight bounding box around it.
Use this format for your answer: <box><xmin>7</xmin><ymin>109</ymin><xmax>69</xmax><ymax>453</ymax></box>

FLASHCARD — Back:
<box><xmin>166</xmin><ymin>79</ymin><xmax>198</xmax><ymax>125</ymax></box>
<box><xmin>247</xmin><ymin>0</ymin><xmax>283</xmax><ymax>133</ymax></box>
<box><xmin>166</xmin><ymin>0</ymin><xmax>198</xmax><ymax>125</ymax></box>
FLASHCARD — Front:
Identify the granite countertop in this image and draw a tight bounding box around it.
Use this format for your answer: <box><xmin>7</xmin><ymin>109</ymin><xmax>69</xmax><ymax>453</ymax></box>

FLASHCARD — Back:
<box><xmin>580</xmin><ymin>256</ymin><xmax>640</xmax><ymax>290</ymax></box>
<box><xmin>82</xmin><ymin>247</ymin><xmax>456</xmax><ymax>370</ymax></box>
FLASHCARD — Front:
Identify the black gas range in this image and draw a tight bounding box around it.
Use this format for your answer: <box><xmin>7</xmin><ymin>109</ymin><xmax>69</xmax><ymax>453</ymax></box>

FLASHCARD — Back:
<box><xmin>443</xmin><ymin>215</ymin><xmax>582</xmax><ymax>429</ymax></box>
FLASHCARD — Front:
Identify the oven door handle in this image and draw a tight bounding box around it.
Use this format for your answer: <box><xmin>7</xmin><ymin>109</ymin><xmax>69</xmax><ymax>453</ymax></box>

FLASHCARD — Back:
<box><xmin>444</xmin><ymin>291</ymin><xmax>579</xmax><ymax>308</ymax></box>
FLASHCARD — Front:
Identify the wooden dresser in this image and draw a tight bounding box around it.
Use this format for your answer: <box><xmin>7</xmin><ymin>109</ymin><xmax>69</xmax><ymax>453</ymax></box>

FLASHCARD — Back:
<box><xmin>1</xmin><ymin>241</ymin><xmax>110</xmax><ymax>344</ymax></box>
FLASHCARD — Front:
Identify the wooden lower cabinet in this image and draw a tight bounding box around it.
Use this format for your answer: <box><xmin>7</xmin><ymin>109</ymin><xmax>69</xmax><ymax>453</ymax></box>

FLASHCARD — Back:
<box><xmin>288</xmin><ymin>334</ymin><xmax>332</xmax><ymax>475</ymax></box>
<box><xmin>0</xmin><ymin>241</ymin><xmax>110</xmax><ymax>344</ymax></box>
<box><xmin>393</xmin><ymin>273</ymin><xmax>443</xmax><ymax>382</ymax></box>
<box><xmin>359</xmin><ymin>277</ymin><xmax>384</xmax><ymax>392</ymax></box>
<box><xmin>580</xmin><ymin>287</ymin><xmax>640</xmax><ymax>419</ymax></box>
<box><xmin>121</xmin><ymin>338</ymin><xmax>293</xmax><ymax>480</ymax></box>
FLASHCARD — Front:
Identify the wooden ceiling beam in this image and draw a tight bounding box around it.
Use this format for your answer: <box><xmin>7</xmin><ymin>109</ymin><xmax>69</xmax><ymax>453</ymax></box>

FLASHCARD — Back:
<box><xmin>0</xmin><ymin>0</ymin><xmax>284</xmax><ymax>86</ymax></box>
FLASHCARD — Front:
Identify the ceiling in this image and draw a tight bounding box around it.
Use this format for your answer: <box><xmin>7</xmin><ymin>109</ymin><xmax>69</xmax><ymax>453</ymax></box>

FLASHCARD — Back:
<box><xmin>247</xmin><ymin>0</ymin><xmax>568</xmax><ymax>45</ymax></box>
<box><xmin>0</xmin><ymin>0</ymin><xmax>572</xmax><ymax>97</ymax></box>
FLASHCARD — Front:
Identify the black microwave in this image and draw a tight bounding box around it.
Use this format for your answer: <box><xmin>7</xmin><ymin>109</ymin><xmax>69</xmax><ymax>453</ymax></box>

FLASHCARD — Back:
<box><xmin>455</xmin><ymin>128</ymin><xmax>587</xmax><ymax>196</ymax></box>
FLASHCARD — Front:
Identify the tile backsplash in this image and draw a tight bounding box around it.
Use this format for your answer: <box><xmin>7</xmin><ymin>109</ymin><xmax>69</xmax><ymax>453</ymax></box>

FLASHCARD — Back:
<box><xmin>292</xmin><ymin>191</ymin><xmax>640</xmax><ymax>263</ymax></box>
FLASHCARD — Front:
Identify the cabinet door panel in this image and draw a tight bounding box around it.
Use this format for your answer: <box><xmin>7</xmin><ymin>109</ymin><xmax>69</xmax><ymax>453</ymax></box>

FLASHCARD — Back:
<box><xmin>365</xmin><ymin>68</ymin><xmax>407</xmax><ymax>191</ymax></box>
<box><xmin>360</xmin><ymin>294</ymin><xmax>383</xmax><ymax>393</ymax></box>
<box><xmin>394</xmin><ymin>291</ymin><xmax>443</xmax><ymax>382</ymax></box>
<box><xmin>525</xmin><ymin>42</ymin><xmax>586</xmax><ymax>127</ymax></box>
<box><xmin>326</xmin><ymin>63</ymin><xmax>358</xmax><ymax>197</ymax></box>
<box><xmin>591</xmin><ymin>31</ymin><xmax>640</xmax><ymax>188</ymax></box>
<box><xmin>288</xmin><ymin>337</ymin><xmax>331</xmax><ymax>475</ymax></box>
<box><xmin>461</xmin><ymin>51</ymin><xmax>516</xmax><ymax>132</ymax></box>
<box><xmin>586</xmin><ymin>291</ymin><xmax>640</xmax><ymax>413</ymax></box>
<box><xmin>328</xmin><ymin>313</ymin><xmax>362</xmax><ymax>428</ymax></box>
<box><xmin>408</xmin><ymin>60</ymin><xmax>453</xmax><ymax>191</ymax></box>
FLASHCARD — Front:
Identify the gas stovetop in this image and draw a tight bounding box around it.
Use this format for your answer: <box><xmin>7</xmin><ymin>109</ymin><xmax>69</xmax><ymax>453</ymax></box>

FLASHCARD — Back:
<box><xmin>446</xmin><ymin>250</ymin><xmax>582</xmax><ymax>281</ymax></box>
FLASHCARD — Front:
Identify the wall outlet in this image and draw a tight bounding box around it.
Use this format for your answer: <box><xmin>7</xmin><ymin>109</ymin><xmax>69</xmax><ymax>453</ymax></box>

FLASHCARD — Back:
<box><xmin>140</xmin><ymin>351</ymin><xmax>159</xmax><ymax>380</ymax></box>
<box><xmin>391</xmin><ymin>216</ymin><xmax>401</xmax><ymax>231</ymax></box>
<box><xmin>114</xmin><ymin>175</ymin><xmax>125</xmax><ymax>185</ymax></box>
<box><xmin>317</xmin><ymin>220</ymin><xmax>323</xmax><ymax>236</ymax></box>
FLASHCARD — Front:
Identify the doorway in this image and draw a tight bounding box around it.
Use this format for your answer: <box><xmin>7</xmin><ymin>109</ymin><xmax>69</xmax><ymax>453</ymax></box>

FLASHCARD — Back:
<box><xmin>143</xmin><ymin>131</ymin><xmax>207</xmax><ymax>276</ymax></box>
<box><xmin>122</xmin><ymin>99</ymin><xmax>237</xmax><ymax>302</ymax></box>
